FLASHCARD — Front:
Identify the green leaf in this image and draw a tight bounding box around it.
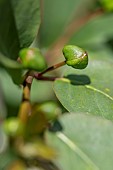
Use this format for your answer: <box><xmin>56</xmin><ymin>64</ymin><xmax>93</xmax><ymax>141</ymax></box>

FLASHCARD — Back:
<box><xmin>0</xmin><ymin>53</ymin><xmax>23</xmax><ymax>84</ymax></box>
<box><xmin>53</xmin><ymin>57</ymin><xmax>113</xmax><ymax>120</ymax></box>
<box><xmin>0</xmin><ymin>0</ymin><xmax>20</xmax><ymax>59</ymax></box>
<box><xmin>11</xmin><ymin>0</ymin><xmax>41</xmax><ymax>48</ymax></box>
<box><xmin>47</xmin><ymin>113</ymin><xmax>113</xmax><ymax>170</ymax></box>
<box><xmin>0</xmin><ymin>68</ymin><xmax>22</xmax><ymax>109</ymax></box>
<box><xmin>0</xmin><ymin>53</ymin><xmax>22</xmax><ymax>69</ymax></box>
<box><xmin>31</xmin><ymin>79</ymin><xmax>56</xmax><ymax>103</ymax></box>
<box><xmin>69</xmin><ymin>14</ymin><xmax>113</xmax><ymax>48</ymax></box>
<box><xmin>39</xmin><ymin>0</ymin><xmax>95</xmax><ymax>48</ymax></box>
<box><xmin>0</xmin><ymin>0</ymin><xmax>40</xmax><ymax>60</ymax></box>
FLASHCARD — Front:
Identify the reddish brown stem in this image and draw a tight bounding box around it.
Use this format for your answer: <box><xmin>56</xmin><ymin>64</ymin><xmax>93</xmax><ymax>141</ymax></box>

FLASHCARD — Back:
<box><xmin>37</xmin><ymin>60</ymin><xmax>66</xmax><ymax>77</ymax></box>
<box><xmin>34</xmin><ymin>75</ymin><xmax>57</xmax><ymax>81</ymax></box>
<box><xmin>18</xmin><ymin>60</ymin><xmax>66</xmax><ymax>121</ymax></box>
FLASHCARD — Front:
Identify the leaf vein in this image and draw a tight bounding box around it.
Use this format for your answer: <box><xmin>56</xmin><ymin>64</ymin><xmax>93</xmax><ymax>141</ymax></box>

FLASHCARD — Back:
<box><xmin>56</xmin><ymin>132</ymin><xmax>100</xmax><ymax>170</ymax></box>
<box><xmin>85</xmin><ymin>85</ymin><xmax>113</xmax><ymax>101</ymax></box>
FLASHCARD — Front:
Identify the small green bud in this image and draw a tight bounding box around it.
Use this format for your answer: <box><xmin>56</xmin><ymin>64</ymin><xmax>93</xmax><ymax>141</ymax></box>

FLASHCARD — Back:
<box><xmin>62</xmin><ymin>45</ymin><xmax>88</xmax><ymax>69</ymax></box>
<box><xmin>3</xmin><ymin>117</ymin><xmax>25</xmax><ymax>137</ymax></box>
<box><xmin>19</xmin><ymin>48</ymin><xmax>47</xmax><ymax>71</ymax></box>
<box><xmin>36</xmin><ymin>101</ymin><xmax>61</xmax><ymax>121</ymax></box>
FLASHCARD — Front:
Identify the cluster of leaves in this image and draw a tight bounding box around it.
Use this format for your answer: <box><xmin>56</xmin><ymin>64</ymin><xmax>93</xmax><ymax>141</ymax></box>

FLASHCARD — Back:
<box><xmin>1</xmin><ymin>0</ymin><xmax>113</xmax><ymax>170</ymax></box>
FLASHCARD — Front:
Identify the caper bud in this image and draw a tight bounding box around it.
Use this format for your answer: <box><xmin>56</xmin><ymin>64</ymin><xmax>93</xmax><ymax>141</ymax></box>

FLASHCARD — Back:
<box><xmin>19</xmin><ymin>48</ymin><xmax>47</xmax><ymax>71</ymax></box>
<box><xmin>62</xmin><ymin>45</ymin><xmax>88</xmax><ymax>69</ymax></box>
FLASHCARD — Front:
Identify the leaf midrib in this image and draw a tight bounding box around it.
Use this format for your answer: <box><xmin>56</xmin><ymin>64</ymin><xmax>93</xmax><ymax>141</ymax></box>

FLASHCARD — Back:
<box><xmin>56</xmin><ymin>132</ymin><xmax>100</xmax><ymax>170</ymax></box>
<box><xmin>57</xmin><ymin>78</ymin><xmax>113</xmax><ymax>101</ymax></box>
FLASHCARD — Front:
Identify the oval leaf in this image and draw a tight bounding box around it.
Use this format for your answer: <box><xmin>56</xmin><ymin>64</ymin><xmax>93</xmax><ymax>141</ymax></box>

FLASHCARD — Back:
<box><xmin>0</xmin><ymin>53</ymin><xmax>23</xmax><ymax>84</ymax></box>
<box><xmin>11</xmin><ymin>0</ymin><xmax>41</xmax><ymax>48</ymax></box>
<box><xmin>47</xmin><ymin>113</ymin><xmax>113</xmax><ymax>170</ymax></box>
<box><xmin>0</xmin><ymin>0</ymin><xmax>20</xmax><ymax>59</ymax></box>
<box><xmin>53</xmin><ymin>59</ymin><xmax>113</xmax><ymax>120</ymax></box>
<box><xmin>0</xmin><ymin>0</ymin><xmax>40</xmax><ymax>59</ymax></box>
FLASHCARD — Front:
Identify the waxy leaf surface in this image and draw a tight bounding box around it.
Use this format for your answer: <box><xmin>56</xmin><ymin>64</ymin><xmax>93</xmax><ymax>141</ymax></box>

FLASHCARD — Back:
<box><xmin>47</xmin><ymin>113</ymin><xmax>113</xmax><ymax>170</ymax></box>
<box><xmin>54</xmin><ymin>58</ymin><xmax>113</xmax><ymax>120</ymax></box>
<box><xmin>0</xmin><ymin>0</ymin><xmax>40</xmax><ymax>59</ymax></box>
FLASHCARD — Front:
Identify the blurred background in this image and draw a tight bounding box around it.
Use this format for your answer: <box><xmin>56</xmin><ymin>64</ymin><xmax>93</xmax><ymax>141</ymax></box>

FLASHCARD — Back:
<box><xmin>0</xmin><ymin>0</ymin><xmax>113</xmax><ymax>169</ymax></box>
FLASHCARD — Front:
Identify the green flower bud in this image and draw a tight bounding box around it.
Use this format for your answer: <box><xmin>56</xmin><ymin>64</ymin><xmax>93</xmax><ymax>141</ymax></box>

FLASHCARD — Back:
<box><xmin>3</xmin><ymin>117</ymin><xmax>25</xmax><ymax>137</ymax></box>
<box><xmin>36</xmin><ymin>101</ymin><xmax>61</xmax><ymax>122</ymax></box>
<box><xmin>19</xmin><ymin>48</ymin><xmax>47</xmax><ymax>71</ymax></box>
<box><xmin>62</xmin><ymin>45</ymin><xmax>88</xmax><ymax>69</ymax></box>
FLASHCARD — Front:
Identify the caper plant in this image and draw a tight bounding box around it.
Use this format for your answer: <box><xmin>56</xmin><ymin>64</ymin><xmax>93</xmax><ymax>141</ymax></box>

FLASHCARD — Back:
<box><xmin>1</xmin><ymin>0</ymin><xmax>113</xmax><ymax>170</ymax></box>
<box><xmin>3</xmin><ymin>45</ymin><xmax>88</xmax><ymax>168</ymax></box>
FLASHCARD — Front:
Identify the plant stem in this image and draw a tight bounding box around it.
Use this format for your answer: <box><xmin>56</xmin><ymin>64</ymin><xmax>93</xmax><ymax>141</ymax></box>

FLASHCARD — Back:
<box><xmin>34</xmin><ymin>75</ymin><xmax>57</xmax><ymax>81</ymax></box>
<box><xmin>18</xmin><ymin>60</ymin><xmax>66</xmax><ymax>120</ymax></box>
<box><xmin>35</xmin><ymin>60</ymin><xmax>66</xmax><ymax>77</ymax></box>
<box><xmin>22</xmin><ymin>76</ymin><xmax>33</xmax><ymax>101</ymax></box>
<box><xmin>18</xmin><ymin>76</ymin><xmax>33</xmax><ymax>123</ymax></box>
